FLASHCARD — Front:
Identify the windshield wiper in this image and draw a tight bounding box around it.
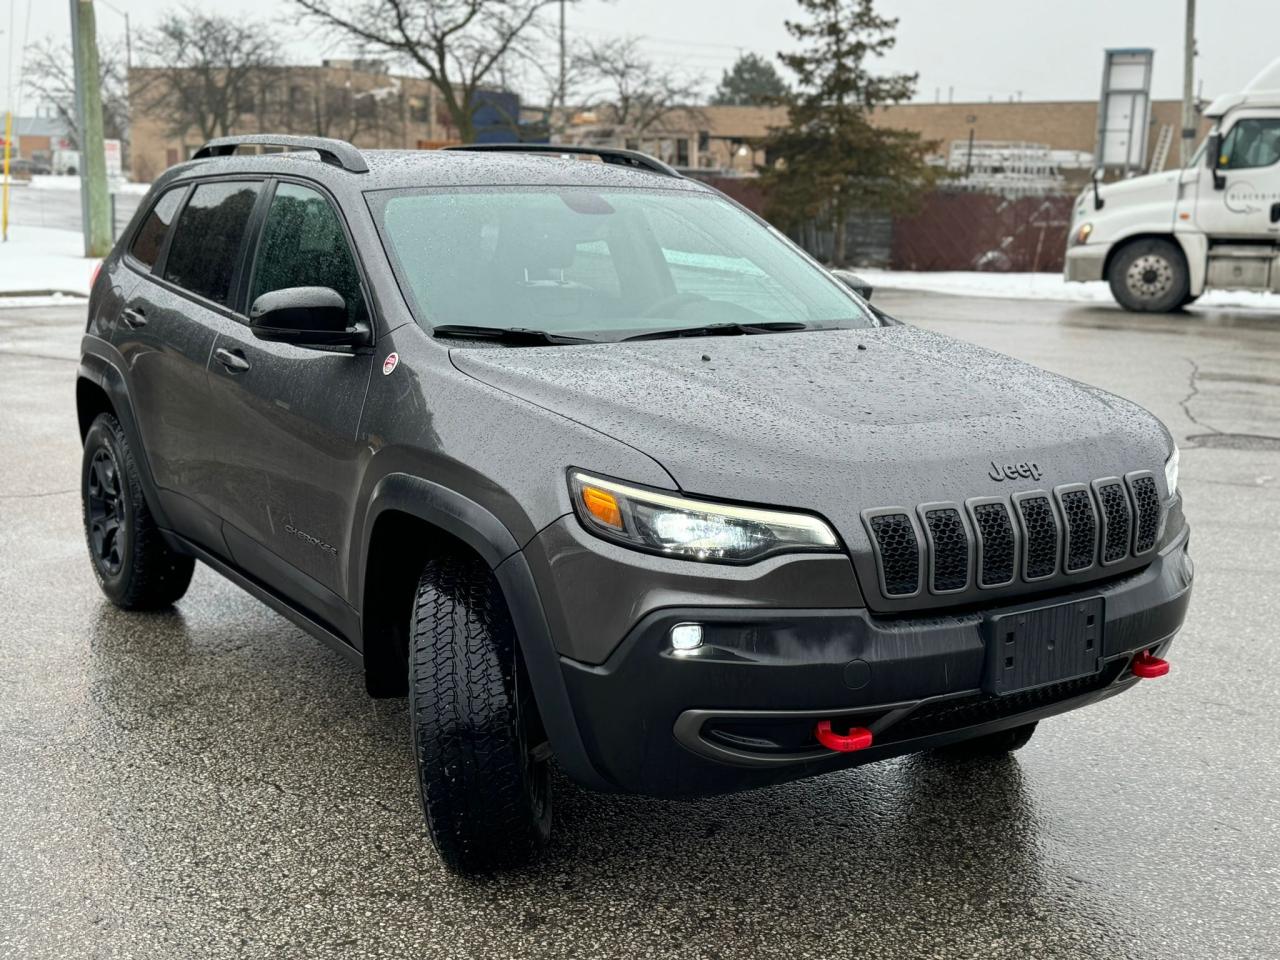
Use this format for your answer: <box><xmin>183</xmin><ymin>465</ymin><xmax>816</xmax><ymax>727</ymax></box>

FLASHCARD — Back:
<box><xmin>622</xmin><ymin>321</ymin><xmax>810</xmax><ymax>342</ymax></box>
<box><xmin>430</xmin><ymin>324</ymin><xmax>594</xmax><ymax>345</ymax></box>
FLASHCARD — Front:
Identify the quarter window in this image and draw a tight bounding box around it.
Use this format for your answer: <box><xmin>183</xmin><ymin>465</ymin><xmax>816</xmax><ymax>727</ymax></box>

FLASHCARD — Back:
<box><xmin>128</xmin><ymin>186</ymin><xmax>184</xmax><ymax>270</ymax></box>
<box><xmin>163</xmin><ymin>181</ymin><xmax>261</xmax><ymax>306</ymax></box>
<box><xmin>249</xmin><ymin>183</ymin><xmax>366</xmax><ymax>325</ymax></box>
<box><xmin>1218</xmin><ymin>118</ymin><xmax>1280</xmax><ymax>170</ymax></box>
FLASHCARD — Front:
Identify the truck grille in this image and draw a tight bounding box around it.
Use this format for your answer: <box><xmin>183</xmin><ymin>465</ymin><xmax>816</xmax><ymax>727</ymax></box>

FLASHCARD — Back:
<box><xmin>862</xmin><ymin>471</ymin><xmax>1164</xmax><ymax>600</ymax></box>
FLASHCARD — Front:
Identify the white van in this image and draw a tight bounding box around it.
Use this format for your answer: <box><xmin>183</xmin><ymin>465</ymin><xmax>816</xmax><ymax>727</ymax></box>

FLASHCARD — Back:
<box><xmin>1065</xmin><ymin>58</ymin><xmax>1280</xmax><ymax>311</ymax></box>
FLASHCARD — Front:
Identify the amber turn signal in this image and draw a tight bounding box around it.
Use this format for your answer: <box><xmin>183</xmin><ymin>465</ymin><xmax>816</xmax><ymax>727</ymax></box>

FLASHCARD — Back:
<box><xmin>581</xmin><ymin>485</ymin><xmax>623</xmax><ymax>529</ymax></box>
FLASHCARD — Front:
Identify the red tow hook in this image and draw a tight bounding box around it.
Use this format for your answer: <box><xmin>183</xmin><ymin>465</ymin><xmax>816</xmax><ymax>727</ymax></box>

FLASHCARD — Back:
<box><xmin>1132</xmin><ymin>650</ymin><xmax>1170</xmax><ymax>679</ymax></box>
<box><xmin>815</xmin><ymin>720</ymin><xmax>874</xmax><ymax>752</ymax></box>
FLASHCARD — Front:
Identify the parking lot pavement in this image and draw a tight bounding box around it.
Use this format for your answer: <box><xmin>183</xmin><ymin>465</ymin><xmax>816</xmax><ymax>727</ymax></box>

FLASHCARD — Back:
<box><xmin>2</xmin><ymin>292</ymin><xmax>1278</xmax><ymax>960</ymax></box>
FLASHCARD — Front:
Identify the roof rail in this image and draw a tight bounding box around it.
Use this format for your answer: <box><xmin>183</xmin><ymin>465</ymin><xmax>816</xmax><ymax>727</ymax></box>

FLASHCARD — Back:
<box><xmin>445</xmin><ymin>143</ymin><xmax>681</xmax><ymax>178</ymax></box>
<box><xmin>191</xmin><ymin>135</ymin><xmax>369</xmax><ymax>174</ymax></box>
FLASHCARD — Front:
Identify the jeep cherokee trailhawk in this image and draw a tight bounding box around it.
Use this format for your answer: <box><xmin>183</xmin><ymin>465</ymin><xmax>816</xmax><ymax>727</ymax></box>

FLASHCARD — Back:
<box><xmin>77</xmin><ymin>136</ymin><xmax>1193</xmax><ymax>872</ymax></box>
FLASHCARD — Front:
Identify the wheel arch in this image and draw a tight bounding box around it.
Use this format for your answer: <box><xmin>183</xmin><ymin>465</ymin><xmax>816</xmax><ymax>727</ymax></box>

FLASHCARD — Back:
<box><xmin>356</xmin><ymin>473</ymin><xmax>612</xmax><ymax>791</ymax></box>
<box><xmin>76</xmin><ymin>347</ymin><xmax>172</xmax><ymax>529</ymax></box>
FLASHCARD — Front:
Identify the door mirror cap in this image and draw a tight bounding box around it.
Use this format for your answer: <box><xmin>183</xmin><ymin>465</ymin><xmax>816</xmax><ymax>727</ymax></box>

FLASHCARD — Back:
<box><xmin>249</xmin><ymin>286</ymin><xmax>372</xmax><ymax>348</ymax></box>
<box><xmin>830</xmin><ymin>269</ymin><xmax>873</xmax><ymax>302</ymax></box>
<box><xmin>1207</xmin><ymin>132</ymin><xmax>1226</xmax><ymax>190</ymax></box>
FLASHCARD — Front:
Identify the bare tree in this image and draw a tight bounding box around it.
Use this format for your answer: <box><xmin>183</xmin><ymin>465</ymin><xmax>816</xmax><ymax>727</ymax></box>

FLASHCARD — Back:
<box><xmin>577</xmin><ymin>37</ymin><xmax>704</xmax><ymax>140</ymax></box>
<box><xmin>134</xmin><ymin>7</ymin><xmax>282</xmax><ymax>142</ymax></box>
<box><xmin>301</xmin><ymin>77</ymin><xmax>406</xmax><ymax>144</ymax></box>
<box><xmin>22</xmin><ymin>37</ymin><xmax>130</xmax><ymax>149</ymax></box>
<box><xmin>291</xmin><ymin>0</ymin><xmax>566</xmax><ymax>143</ymax></box>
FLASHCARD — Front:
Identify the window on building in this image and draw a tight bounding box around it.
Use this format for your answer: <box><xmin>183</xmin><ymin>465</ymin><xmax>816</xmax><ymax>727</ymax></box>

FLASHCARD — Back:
<box><xmin>163</xmin><ymin>181</ymin><xmax>261</xmax><ymax>306</ymax></box>
<box><xmin>408</xmin><ymin>97</ymin><xmax>430</xmax><ymax>124</ymax></box>
<box><xmin>1218</xmin><ymin>118</ymin><xmax>1280</xmax><ymax>170</ymax></box>
<box><xmin>129</xmin><ymin>186</ymin><xmax>186</xmax><ymax>270</ymax></box>
<box><xmin>249</xmin><ymin>183</ymin><xmax>366</xmax><ymax>326</ymax></box>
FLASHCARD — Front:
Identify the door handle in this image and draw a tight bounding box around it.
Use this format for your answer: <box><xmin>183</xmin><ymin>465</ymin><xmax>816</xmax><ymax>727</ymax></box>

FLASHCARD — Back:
<box><xmin>120</xmin><ymin>307</ymin><xmax>146</xmax><ymax>328</ymax></box>
<box><xmin>213</xmin><ymin>347</ymin><xmax>251</xmax><ymax>373</ymax></box>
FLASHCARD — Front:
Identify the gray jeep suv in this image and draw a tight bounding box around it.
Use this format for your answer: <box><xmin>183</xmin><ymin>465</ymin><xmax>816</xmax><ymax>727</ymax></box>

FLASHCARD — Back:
<box><xmin>77</xmin><ymin>136</ymin><xmax>1193</xmax><ymax>872</ymax></box>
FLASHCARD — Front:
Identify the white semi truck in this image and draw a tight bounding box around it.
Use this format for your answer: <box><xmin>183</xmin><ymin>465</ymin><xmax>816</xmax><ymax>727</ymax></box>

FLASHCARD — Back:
<box><xmin>1066</xmin><ymin>58</ymin><xmax>1280</xmax><ymax>311</ymax></box>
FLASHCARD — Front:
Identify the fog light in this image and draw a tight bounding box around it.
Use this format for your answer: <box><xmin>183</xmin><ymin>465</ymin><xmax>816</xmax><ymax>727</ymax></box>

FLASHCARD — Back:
<box><xmin>670</xmin><ymin>623</ymin><xmax>703</xmax><ymax>653</ymax></box>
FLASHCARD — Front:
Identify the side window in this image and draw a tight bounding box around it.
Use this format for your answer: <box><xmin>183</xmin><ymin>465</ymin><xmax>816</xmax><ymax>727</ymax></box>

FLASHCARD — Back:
<box><xmin>128</xmin><ymin>186</ymin><xmax>185</xmax><ymax>270</ymax></box>
<box><xmin>249</xmin><ymin>183</ymin><xmax>366</xmax><ymax>325</ymax></box>
<box><xmin>163</xmin><ymin>181</ymin><xmax>261</xmax><ymax>306</ymax></box>
<box><xmin>1219</xmin><ymin>118</ymin><xmax>1280</xmax><ymax>170</ymax></box>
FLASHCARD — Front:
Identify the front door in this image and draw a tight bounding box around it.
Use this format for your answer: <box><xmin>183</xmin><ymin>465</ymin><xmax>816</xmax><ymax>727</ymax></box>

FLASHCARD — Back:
<box><xmin>205</xmin><ymin>180</ymin><xmax>375</xmax><ymax>619</ymax></box>
<box><xmin>1193</xmin><ymin>114</ymin><xmax>1280</xmax><ymax>240</ymax></box>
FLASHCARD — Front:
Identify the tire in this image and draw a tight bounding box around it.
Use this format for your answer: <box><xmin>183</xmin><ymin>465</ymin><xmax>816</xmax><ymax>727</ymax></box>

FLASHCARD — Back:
<box><xmin>81</xmin><ymin>413</ymin><xmax>195</xmax><ymax>609</ymax></box>
<box><xmin>934</xmin><ymin>722</ymin><xmax>1037</xmax><ymax>759</ymax></box>
<box><xmin>1107</xmin><ymin>238</ymin><xmax>1190</xmax><ymax>313</ymax></box>
<box><xmin>409</xmin><ymin>554</ymin><xmax>551</xmax><ymax>873</ymax></box>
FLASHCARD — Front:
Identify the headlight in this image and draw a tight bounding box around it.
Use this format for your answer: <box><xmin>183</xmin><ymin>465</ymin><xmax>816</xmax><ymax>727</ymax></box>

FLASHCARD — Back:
<box><xmin>569</xmin><ymin>471</ymin><xmax>839</xmax><ymax>563</ymax></box>
<box><xmin>1073</xmin><ymin>222</ymin><xmax>1094</xmax><ymax>246</ymax></box>
<box><xmin>1164</xmin><ymin>444</ymin><xmax>1180</xmax><ymax>498</ymax></box>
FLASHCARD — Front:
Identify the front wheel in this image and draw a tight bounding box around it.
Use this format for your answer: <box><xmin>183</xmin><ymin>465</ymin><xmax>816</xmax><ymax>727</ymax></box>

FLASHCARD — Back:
<box><xmin>409</xmin><ymin>555</ymin><xmax>551</xmax><ymax>873</ymax></box>
<box><xmin>1108</xmin><ymin>238</ymin><xmax>1190</xmax><ymax>313</ymax></box>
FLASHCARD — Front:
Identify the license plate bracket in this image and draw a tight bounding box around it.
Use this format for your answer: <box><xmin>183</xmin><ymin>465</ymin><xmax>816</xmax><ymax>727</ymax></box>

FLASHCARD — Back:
<box><xmin>983</xmin><ymin>597</ymin><xmax>1104</xmax><ymax>696</ymax></box>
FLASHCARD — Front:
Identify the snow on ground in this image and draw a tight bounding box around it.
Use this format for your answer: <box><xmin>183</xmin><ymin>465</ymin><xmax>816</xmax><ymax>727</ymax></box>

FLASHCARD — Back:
<box><xmin>28</xmin><ymin>175</ymin><xmax>151</xmax><ymax>195</ymax></box>
<box><xmin>856</xmin><ymin>268</ymin><xmax>1280</xmax><ymax>312</ymax></box>
<box><xmin>0</xmin><ymin>226</ymin><xmax>98</xmax><ymax>302</ymax></box>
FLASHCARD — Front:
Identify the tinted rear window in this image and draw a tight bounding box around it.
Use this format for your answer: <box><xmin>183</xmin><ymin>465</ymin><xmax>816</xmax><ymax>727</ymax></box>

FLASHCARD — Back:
<box><xmin>164</xmin><ymin>181</ymin><xmax>260</xmax><ymax>306</ymax></box>
<box><xmin>129</xmin><ymin>187</ymin><xmax>185</xmax><ymax>270</ymax></box>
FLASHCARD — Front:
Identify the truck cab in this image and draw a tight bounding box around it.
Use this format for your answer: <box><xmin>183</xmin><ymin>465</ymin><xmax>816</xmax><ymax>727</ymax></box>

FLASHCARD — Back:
<box><xmin>1066</xmin><ymin>58</ymin><xmax>1280</xmax><ymax>311</ymax></box>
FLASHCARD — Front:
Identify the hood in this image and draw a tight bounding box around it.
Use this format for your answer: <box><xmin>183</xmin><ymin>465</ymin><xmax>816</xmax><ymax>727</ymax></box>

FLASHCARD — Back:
<box><xmin>452</xmin><ymin>326</ymin><xmax>1171</xmax><ymax>607</ymax></box>
<box><xmin>1083</xmin><ymin>169</ymin><xmax>1181</xmax><ymax>217</ymax></box>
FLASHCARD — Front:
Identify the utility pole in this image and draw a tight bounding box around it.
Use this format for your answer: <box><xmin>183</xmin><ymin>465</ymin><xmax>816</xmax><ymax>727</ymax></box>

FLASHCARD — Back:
<box><xmin>557</xmin><ymin>0</ymin><xmax>567</xmax><ymax>139</ymax></box>
<box><xmin>69</xmin><ymin>0</ymin><xmax>111</xmax><ymax>257</ymax></box>
<box><xmin>1180</xmin><ymin>0</ymin><xmax>1196</xmax><ymax>166</ymax></box>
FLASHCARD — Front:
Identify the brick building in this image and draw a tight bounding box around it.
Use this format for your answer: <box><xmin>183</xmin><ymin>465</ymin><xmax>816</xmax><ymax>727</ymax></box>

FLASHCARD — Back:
<box><xmin>128</xmin><ymin>60</ymin><xmax>449</xmax><ymax>182</ymax></box>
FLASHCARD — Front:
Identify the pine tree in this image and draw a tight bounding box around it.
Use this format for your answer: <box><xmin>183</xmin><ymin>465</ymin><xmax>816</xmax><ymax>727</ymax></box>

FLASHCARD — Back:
<box><xmin>759</xmin><ymin>0</ymin><xmax>940</xmax><ymax>266</ymax></box>
<box><xmin>711</xmin><ymin>53</ymin><xmax>790</xmax><ymax>106</ymax></box>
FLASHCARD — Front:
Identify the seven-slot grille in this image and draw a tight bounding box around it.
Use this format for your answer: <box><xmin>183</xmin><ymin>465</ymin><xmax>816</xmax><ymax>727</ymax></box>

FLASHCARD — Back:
<box><xmin>863</xmin><ymin>472</ymin><xmax>1165</xmax><ymax>600</ymax></box>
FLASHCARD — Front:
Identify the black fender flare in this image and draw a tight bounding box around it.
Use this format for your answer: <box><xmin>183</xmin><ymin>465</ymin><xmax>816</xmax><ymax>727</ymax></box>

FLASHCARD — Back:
<box><xmin>356</xmin><ymin>473</ymin><xmax>613</xmax><ymax>792</ymax></box>
<box><xmin>77</xmin><ymin>338</ymin><xmax>173</xmax><ymax>531</ymax></box>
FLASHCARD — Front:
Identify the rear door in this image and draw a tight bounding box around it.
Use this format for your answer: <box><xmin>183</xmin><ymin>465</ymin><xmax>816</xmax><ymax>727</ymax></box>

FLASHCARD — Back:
<box><xmin>205</xmin><ymin>179</ymin><xmax>375</xmax><ymax>622</ymax></box>
<box><xmin>113</xmin><ymin>179</ymin><xmax>263</xmax><ymax>548</ymax></box>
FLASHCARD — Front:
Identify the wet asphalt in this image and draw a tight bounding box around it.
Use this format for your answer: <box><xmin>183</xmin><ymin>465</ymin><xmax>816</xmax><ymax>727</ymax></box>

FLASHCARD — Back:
<box><xmin>2</xmin><ymin>291</ymin><xmax>1278</xmax><ymax>959</ymax></box>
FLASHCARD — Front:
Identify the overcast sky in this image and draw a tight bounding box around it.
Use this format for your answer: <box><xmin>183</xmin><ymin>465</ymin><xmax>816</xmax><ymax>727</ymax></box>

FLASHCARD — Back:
<box><xmin>5</xmin><ymin>0</ymin><xmax>1280</xmax><ymax>116</ymax></box>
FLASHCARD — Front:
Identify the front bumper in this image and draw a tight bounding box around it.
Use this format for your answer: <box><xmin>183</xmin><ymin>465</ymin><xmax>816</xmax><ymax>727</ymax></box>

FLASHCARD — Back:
<box><xmin>1064</xmin><ymin>243</ymin><xmax>1108</xmax><ymax>282</ymax></box>
<box><xmin>554</xmin><ymin>528</ymin><xmax>1192</xmax><ymax>797</ymax></box>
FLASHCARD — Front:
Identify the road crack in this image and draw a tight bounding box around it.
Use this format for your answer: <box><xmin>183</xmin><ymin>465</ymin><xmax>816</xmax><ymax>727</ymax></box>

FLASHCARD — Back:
<box><xmin>1178</xmin><ymin>357</ymin><xmax>1220</xmax><ymax>439</ymax></box>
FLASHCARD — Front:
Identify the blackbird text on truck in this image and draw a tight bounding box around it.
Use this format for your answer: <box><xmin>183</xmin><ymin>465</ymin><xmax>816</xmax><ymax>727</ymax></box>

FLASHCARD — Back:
<box><xmin>77</xmin><ymin>136</ymin><xmax>1193</xmax><ymax>872</ymax></box>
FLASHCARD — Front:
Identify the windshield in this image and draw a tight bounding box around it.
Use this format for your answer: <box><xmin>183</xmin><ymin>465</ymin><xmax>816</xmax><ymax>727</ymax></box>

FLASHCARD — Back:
<box><xmin>371</xmin><ymin>186</ymin><xmax>876</xmax><ymax>341</ymax></box>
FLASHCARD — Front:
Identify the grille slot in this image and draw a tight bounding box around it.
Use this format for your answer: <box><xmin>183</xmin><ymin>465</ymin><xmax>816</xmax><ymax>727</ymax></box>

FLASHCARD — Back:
<box><xmin>867</xmin><ymin>513</ymin><xmax>920</xmax><ymax>596</ymax></box>
<box><xmin>1095</xmin><ymin>480</ymin><xmax>1132</xmax><ymax>565</ymax></box>
<box><xmin>1015</xmin><ymin>494</ymin><xmax>1059</xmax><ymax>581</ymax></box>
<box><xmin>971</xmin><ymin>501</ymin><xmax>1016</xmax><ymax>587</ymax></box>
<box><xmin>922</xmin><ymin>507</ymin><xmax>969</xmax><ymax>593</ymax></box>
<box><xmin>1127</xmin><ymin>474</ymin><xmax>1160</xmax><ymax>554</ymax></box>
<box><xmin>1058</xmin><ymin>488</ymin><xmax>1098</xmax><ymax>573</ymax></box>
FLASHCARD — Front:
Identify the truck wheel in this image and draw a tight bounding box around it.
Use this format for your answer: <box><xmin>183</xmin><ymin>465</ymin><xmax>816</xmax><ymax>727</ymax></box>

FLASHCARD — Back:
<box><xmin>1108</xmin><ymin>238</ymin><xmax>1189</xmax><ymax>312</ymax></box>
<box><xmin>81</xmin><ymin>413</ymin><xmax>194</xmax><ymax>609</ymax></box>
<box><xmin>409</xmin><ymin>555</ymin><xmax>551</xmax><ymax>873</ymax></box>
<box><xmin>934</xmin><ymin>722</ymin><xmax>1037</xmax><ymax>759</ymax></box>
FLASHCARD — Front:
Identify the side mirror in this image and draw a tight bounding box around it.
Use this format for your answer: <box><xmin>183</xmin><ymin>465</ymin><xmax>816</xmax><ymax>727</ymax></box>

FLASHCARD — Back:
<box><xmin>248</xmin><ymin>286</ymin><xmax>372</xmax><ymax>349</ymax></box>
<box><xmin>1207</xmin><ymin>132</ymin><xmax>1226</xmax><ymax>190</ymax></box>
<box><xmin>831</xmin><ymin>269</ymin><xmax>873</xmax><ymax>302</ymax></box>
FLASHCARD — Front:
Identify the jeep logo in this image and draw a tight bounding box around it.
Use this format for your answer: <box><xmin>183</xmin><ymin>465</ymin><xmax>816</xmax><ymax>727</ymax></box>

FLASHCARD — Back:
<box><xmin>988</xmin><ymin>460</ymin><xmax>1042</xmax><ymax>482</ymax></box>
